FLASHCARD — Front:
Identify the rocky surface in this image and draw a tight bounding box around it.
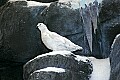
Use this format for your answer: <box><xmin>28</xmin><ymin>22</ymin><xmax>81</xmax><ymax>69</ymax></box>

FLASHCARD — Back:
<box><xmin>110</xmin><ymin>34</ymin><xmax>120</xmax><ymax>80</ymax></box>
<box><xmin>0</xmin><ymin>0</ymin><xmax>8</xmax><ymax>7</ymax></box>
<box><xmin>80</xmin><ymin>1</ymin><xmax>102</xmax><ymax>58</ymax></box>
<box><xmin>29</xmin><ymin>69</ymin><xmax>85</xmax><ymax>80</ymax></box>
<box><xmin>0</xmin><ymin>1</ymin><xmax>50</xmax><ymax>63</ymax></box>
<box><xmin>99</xmin><ymin>0</ymin><xmax>120</xmax><ymax>22</ymax></box>
<box><xmin>27</xmin><ymin>0</ymin><xmax>58</xmax><ymax>3</ymax></box>
<box><xmin>23</xmin><ymin>51</ymin><xmax>92</xmax><ymax>80</ymax></box>
<box><xmin>98</xmin><ymin>0</ymin><xmax>120</xmax><ymax>58</ymax></box>
<box><xmin>0</xmin><ymin>1</ymin><xmax>49</xmax><ymax>80</ymax></box>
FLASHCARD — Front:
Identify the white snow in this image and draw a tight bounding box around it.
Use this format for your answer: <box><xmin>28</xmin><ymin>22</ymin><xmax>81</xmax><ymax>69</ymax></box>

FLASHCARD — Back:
<box><xmin>33</xmin><ymin>67</ymin><xmax>66</xmax><ymax>73</ymax></box>
<box><xmin>111</xmin><ymin>34</ymin><xmax>120</xmax><ymax>49</ymax></box>
<box><xmin>8</xmin><ymin>0</ymin><xmax>50</xmax><ymax>7</ymax></box>
<box><xmin>80</xmin><ymin>0</ymin><xmax>103</xmax><ymax>8</ymax></box>
<box><xmin>75</xmin><ymin>55</ymin><xmax>89</xmax><ymax>62</ymax></box>
<box><xmin>9</xmin><ymin>0</ymin><xmax>26</xmax><ymax>2</ymax></box>
<box><xmin>24</xmin><ymin>51</ymin><xmax>89</xmax><ymax>67</ymax></box>
<box><xmin>58</xmin><ymin>0</ymin><xmax>80</xmax><ymax>9</ymax></box>
<box><xmin>88</xmin><ymin>57</ymin><xmax>110</xmax><ymax>80</ymax></box>
<box><xmin>27</xmin><ymin>1</ymin><xmax>50</xmax><ymax>7</ymax></box>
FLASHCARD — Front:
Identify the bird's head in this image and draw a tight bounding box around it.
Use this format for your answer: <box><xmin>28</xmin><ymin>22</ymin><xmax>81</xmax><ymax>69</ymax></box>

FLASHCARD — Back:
<box><xmin>37</xmin><ymin>23</ymin><xmax>48</xmax><ymax>31</ymax></box>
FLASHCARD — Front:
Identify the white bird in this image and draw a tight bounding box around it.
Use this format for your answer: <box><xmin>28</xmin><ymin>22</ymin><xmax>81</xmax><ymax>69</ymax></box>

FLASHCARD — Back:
<box><xmin>37</xmin><ymin>23</ymin><xmax>83</xmax><ymax>52</ymax></box>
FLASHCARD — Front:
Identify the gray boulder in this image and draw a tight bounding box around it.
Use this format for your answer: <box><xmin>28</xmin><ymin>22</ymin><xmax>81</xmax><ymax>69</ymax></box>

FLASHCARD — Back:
<box><xmin>97</xmin><ymin>0</ymin><xmax>120</xmax><ymax>58</ymax></box>
<box><xmin>110</xmin><ymin>34</ymin><xmax>120</xmax><ymax>80</ymax></box>
<box><xmin>23</xmin><ymin>51</ymin><xmax>92</xmax><ymax>80</ymax></box>
<box><xmin>99</xmin><ymin>0</ymin><xmax>120</xmax><ymax>22</ymax></box>
<box><xmin>0</xmin><ymin>1</ymin><xmax>50</xmax><ymax>63</ymax></box>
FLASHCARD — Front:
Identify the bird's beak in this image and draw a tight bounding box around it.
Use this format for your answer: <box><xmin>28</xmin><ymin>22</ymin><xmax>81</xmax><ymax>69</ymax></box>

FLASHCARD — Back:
<box><xmin>36</xmin><ymin>24</ymin><xmax>39</xmax><ymax>29</ymax></box>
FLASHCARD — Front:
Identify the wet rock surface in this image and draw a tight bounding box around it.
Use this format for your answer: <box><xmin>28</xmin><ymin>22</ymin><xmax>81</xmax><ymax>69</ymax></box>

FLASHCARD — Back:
<box><xmin>110</xmin><ymin>34</ymin><xmax>120</xmax><ymax>80</ymax></box>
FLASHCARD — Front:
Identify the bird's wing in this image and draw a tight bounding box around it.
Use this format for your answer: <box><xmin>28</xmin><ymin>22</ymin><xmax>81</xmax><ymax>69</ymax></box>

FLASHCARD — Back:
<box><xmin>49</xmin><ymin>32</ymin><xmax>66</xmax><ymax>43</ymax></box>
<box><xmin>49</xmin><ymin>32</ymin><xmax>82</xmax><ymax>51</ymax></box>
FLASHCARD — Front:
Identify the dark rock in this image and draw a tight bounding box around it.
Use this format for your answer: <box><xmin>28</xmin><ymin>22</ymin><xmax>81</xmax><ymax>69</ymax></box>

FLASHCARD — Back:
<box><xmin>98</xmin><ymin>16</ymin><xmax>120</xmax><ymax>58</ymax></box>
<box><xmin>99</xmin><ymin>0</ymin><xmax>120</xmax><ymax>22</ymax></box>
<box><xmin>0</xmin><ymin>0</ymin><xmax>8</xmax><ymax>7</ymax></box>
<box><xmin>97</xmin><ymin>0</ymin><xmax>120</xmax><ymax>58</ymax></box>
<box><xmin>42</xmin><ymin>1</ymin><xmax>91</xmax><ymax>56</ymax></box>
<box><xmin>29</xmin><ymin>69</ymin><xmax>87</xmax><ymax>80</ymax></box>
<box><xmin>0</xmin><ymin>65</ymin><xmax>23</xmax><ymax>80</ymax></box>
<box><xmin>23</xmin><ymin>51</ymin><xmax>92</xmax><ymax>80</ymax></box>
<box><xmin>110</xmin><ymin>34</ymin><xmax>120</xmax><ymax>80</ymax></box>
<box><xmin>27</xmin><ymin>0</ymin><xmax>58</xmax><ymax>3</ymax></box>
<box><xmin>0</xmin><ymin>1</ymin><xmax>50</xmax><ymax>63</ymax></box>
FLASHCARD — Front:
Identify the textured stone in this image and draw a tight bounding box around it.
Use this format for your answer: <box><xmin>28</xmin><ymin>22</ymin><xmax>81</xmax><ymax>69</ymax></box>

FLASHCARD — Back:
<box><xmin>0</xmin><ymin>0</ymin><xmax>8</xmax><ymax>7</ymax></box>
<box><xmin>99</xmin><ymin>0</ymin><xmax>120</xmax><ymax>22</ymax></box>
<box><xmin>97</xmin><ymin>0</ymin><xmax>120</xmax><ymax>58</ymax></box>
<box><xmin>23</xmin><ymin>51</ymin><xmax>92</xmax><ymax>80</ymax></box>
<box><xmin>0</xmin><ymin>1</ymin><xmax>49</xmax><ymax>63</ymax></box>
<box><xmin>98</xmin><ymin>16</ymin><xmax>120</xmax><ymax>58</ymax></box>
<box><xmin>29</xmin><ymin>69</ymin><xmax>86</xmax><ymax>80</ymax></box>
<box><xmin>27</xmin><ymin>0</ymin><xmax>58</xmax><ymax>3</ymax></box>
<box><xmin>110</xmin><ymin>34</ymin><xmax>120</xmax><ymax>80</ymax></box>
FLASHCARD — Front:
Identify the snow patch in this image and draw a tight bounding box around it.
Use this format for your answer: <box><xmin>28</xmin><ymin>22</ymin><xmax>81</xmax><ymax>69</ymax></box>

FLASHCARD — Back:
<box><xmin>58</xmin><ymin>0</ymin><xmax>80</xmax><ymax>9</ymax></box>
<box><xmin>80</xmin><ymin>0</ymin><xmax>103</xmax><ymax>8</ymax></box>
<box><xmin>24</xmin><ymin>51</ymin><xmax>72</xmax><ymax>67</ymax></box>
<box><xmin>33</xmin><ymin>67</ymin><xmax>66</xmax><ymax>73</ymax></box>
<box><xmin>27</xmin><ymin>1</ymin><xmax>50</xmax><ymax>7</ymax></box>
<box><xmin>88</xmin><ymin>57</ymin><xmax>110</xmax><ymax>80</ymax></box>
<box><xmin>75</xmin><ymin>55</ymin><xmax>89</xmax><ymax>62</ymax></box>
<box><xmin>111</xmin><ymin>34</ymin><xmax>120</xmax><ymax>49</ymax></box>
<box><xmin>9</xmin><ymin>0</ymin><xmax>26</xmax><ymax>2</ymax></box>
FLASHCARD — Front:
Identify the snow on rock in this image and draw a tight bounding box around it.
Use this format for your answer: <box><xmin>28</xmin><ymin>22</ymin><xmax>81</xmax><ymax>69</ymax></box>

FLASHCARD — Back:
<box><xmin>111</xmin><ymin>34</ymin><xmax>120</xmax><ymax>49</ymax></box>
<box><xmin>27</xmin><ymin>1</ymin><xmax>50</xmax><ymax>7</ymax></box>
<box><xmin>75</xmin><ymin>55</ymin><xmax>89</xmax><ymax>62</ymax></box>
<box><xmin>58</xmin><ymin>0</ymin><xmax>80</xmax><ymax>9</ymax></box>
<box><xmin>25</xmin><ymin>51</ymin><xmax>73</xmax><ymax>66</ymax></box>
<box><xmin>8</xmin><ymin>0</ymin><xmax>50</xmax><ymax>7</ymax></box>
<box><xmin>80</xmin><ymin>0</ymin><xmax>103</xmax><ymax>8</ymax></box>
<box><xmin>88</xmin><ymin>57</ymin><xmax>110</xmax><ymax>80</ymax></box>
<box><xmin>25</xmin><ymin>51</ymin><xmax>89</xmax><ymax>67</ymax></box>
<box><xmin>9</xmin><ymin>0</ymin><xmax>26</xmax><ymax>2</ymax></box>
<box><xmin>24</xmin><ymin>51</ymin><xmax>92</xmax><ymax>80</ymax></box>
<box><xmin>32</xmin><ymin>67</ymin><xmax>65</xmax><ymax>74</ymax></box>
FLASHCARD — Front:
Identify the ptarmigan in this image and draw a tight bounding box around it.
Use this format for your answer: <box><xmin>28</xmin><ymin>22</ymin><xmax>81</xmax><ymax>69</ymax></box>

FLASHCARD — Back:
<box><xmin>37</xmin><ymin>23</ymin><xmax>83</xmax><ymax>52</ymax></box>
